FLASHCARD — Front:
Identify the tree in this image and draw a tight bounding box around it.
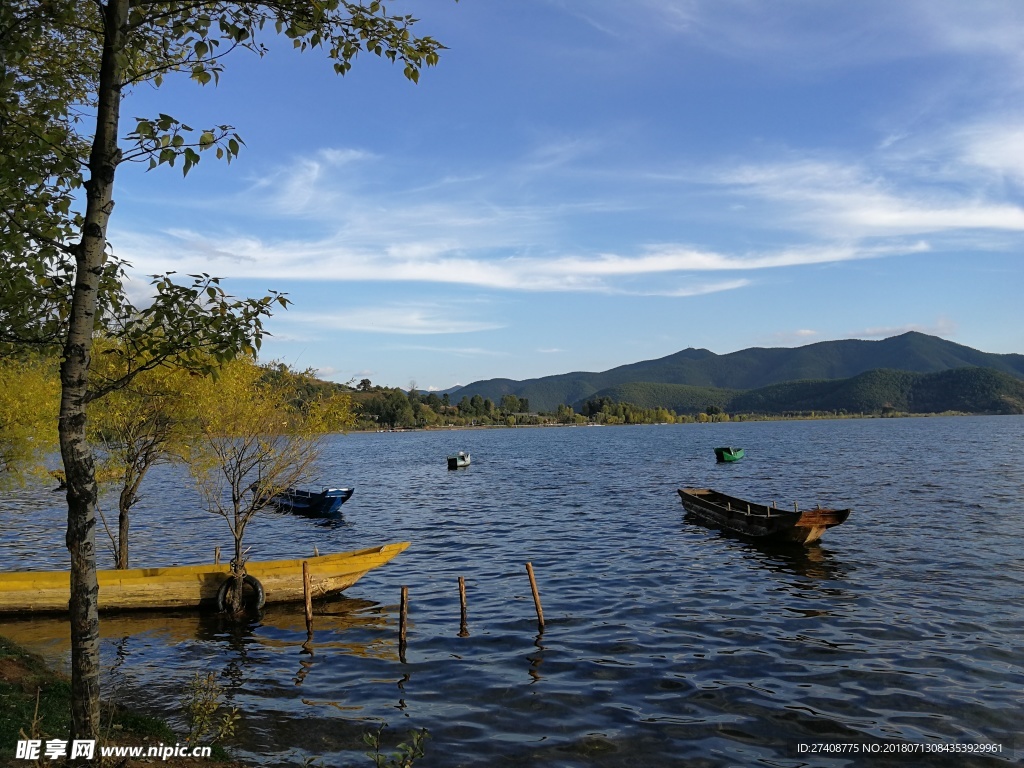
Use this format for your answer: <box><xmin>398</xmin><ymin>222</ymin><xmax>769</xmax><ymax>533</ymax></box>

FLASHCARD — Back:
<box><xmin>86</xmin><ymin>347</ymin><xmax>193</xmax><ymax>569</ymax></box>
<box><xmin>500</xmin><ymin>394</ymin><xmax>521</xmax><ymax>414</ymax></box>
<box><xmin>365</xmin><ymin>388</ymin><xmax>415</xmax><ymax>428</ymax></box>
<box><xmin>0</xmin><ymin>355</ymin><xmax>60</xmax><ymax>484</ymax></box>
<box><xmin>470</xmin><ymin>394</ymin><xmax>484</xmax><ymax>416</ymax></box>
<box><xmin>182</xmin><ymin>359</ymin><xmax>350</xmax><ymax>613</ymax></box>
<box><xmin>1</xmin><ymin>0</ymin><xmax>445</xmax><ymax>742</ymax></box>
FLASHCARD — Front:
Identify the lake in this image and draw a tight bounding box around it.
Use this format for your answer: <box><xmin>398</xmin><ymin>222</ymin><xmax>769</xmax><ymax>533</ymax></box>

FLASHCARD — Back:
<box><xmin>2</xmin><ymin>416</ymin><xmax>1022</xmax><ymax>766</ymax></box>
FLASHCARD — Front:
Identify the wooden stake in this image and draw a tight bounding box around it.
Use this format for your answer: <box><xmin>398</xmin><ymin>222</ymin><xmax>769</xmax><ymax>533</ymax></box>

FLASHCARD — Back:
<box><xmin>794</xmin><ymin>501</ymin><xmax>799</xmax><ymax>514</ymax></box>
<box><xmin>525</xmin><ymin>562</ymin><xmax>545</xmax><ymax>629</ymax></box>
<box><xmin>214</xmin><ymin>546</ymin><xmax>220</xmax><ymax>565</ymax></box>
<box><xmin>458</xmin><ymin>576</ymin><xmax>469</xmax><ymax>637</ymax></box>
<box><xmin>302</xmin><ymin>561</ymin><xmax>313</xmax><ymax>633</ymax></box>
<box><xmin>399</xmin><ymin>585</ymin><xmax>409</xmax><ymax>661</ymax></box>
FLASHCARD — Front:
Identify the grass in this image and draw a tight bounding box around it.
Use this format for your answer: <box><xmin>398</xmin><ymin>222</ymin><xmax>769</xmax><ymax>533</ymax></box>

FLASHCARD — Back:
<box><xmin>0</xmin><ymin>635</ymin><xmax>239</xmax><ymax>767</ymax></box>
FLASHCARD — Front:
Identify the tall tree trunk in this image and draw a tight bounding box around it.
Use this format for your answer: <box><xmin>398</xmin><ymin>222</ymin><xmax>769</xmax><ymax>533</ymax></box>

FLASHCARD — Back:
<box><xmin>116</xmin><ymin>465</ymin><xmax>144</xmax><ymax>569</ymax></box>
<box><xmin>60</xmin><ymin>0</ymin><xmax>128</xmax><ymax>744</ymax></box>
<box><xmin>116</xmin><ymin>502</ymin><xmax>130</xmax><ymax>569</ymax></box>
<box><xmin>230</xmin><ymin>516</ymin><xmax>245</xmax><ymax>613</ymax></box>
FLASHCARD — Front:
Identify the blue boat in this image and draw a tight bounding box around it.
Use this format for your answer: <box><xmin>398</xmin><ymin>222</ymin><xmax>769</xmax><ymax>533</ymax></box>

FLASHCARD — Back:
<box><xmin>271</xmin><ymin>486</ymin><xmax>354</xmax><ymax>517</ymax></box>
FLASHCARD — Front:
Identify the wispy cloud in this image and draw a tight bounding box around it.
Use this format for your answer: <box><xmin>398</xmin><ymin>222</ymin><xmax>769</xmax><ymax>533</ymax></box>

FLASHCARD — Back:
<box><xmin>284</xmin><ymin>305</ymin><xmax>504</xmax><ymax>335</ymax></box>
<box><xmin>851</xmin><ymin>317</ymin><xmax>958</xmax><ymax>340</ymax></box>
<box><xmin>768</xmin><ymin>328</ymin><xmax>820</xmax><ymax>346</ymax></box>
<box><xmin>718</xmin><ymin>159</ymin><xmax>1024</xmax><ymax>236</ymax></box>
<box><xmin>115</xmin><ymin>222</ymin><xmax>927</xmax><ymax>297</ymax></box>
<box><xmin>556</xmin><ymin>1</ymin><xmax>1024</xmax><ymax>76</ymax></box>
<box><xmin>114</xmin><ymin>90</ymin><xmax>1024</xmax><ymax>301</ymax></box>
<box><xmin>392</xmin><ymin>345</ymin><xmax>509</xmax><ymax>357</ymax></box>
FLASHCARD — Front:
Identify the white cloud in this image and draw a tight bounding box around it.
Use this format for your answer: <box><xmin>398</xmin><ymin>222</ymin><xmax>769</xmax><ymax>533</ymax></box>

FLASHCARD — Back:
<box><xmin>957</xmin><ymin>124</ymin><xmax>1024</xmax><ymax>185</ymax></box>
<box><xmin>393</xmin><ymin>345</ymin><xmax>509</xmax><ymax>357</ymax></box>
<box><xmin>769</xmin><ymin>328</ymin><xmax>820</xmax><ymax>346</ymax></box>
<box><xmin>284</xmin><ymin>306</ymin><xmax>504</xmax><ymax>335</ymax></box>
<box><xmin>852</xmin><ymin>317</ymin><xmax>958</xmax><ymax>340</ymax></box>
<box><xmin>719</xmin><ymin>157</ymin><xmax>1024</xmax><ymax>236</ymax></box>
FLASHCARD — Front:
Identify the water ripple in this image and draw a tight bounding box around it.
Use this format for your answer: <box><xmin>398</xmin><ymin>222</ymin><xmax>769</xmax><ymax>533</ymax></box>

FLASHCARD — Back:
<box><xmin>2</xmin><ymin>416</ymin><xmax>1022</xmax><ymax>766</ymax></box>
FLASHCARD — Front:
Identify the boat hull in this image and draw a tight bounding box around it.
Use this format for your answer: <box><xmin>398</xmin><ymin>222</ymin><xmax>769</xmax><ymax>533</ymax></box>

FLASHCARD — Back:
<box><xmin>678</xmin><ymin>488</ymin><xmax>849</xmax><ymax>544</ymax></box>
<box><xmin>0</xmin><ymin>542</ymin><xmax>409</xmax><ymax>615</ymax></box>
<box><xmin>714</xmin><ymin>447</ymin><xmax>744</xmax><ymax>462</ymax></box>
<box><xmin>271</xmin><ymin>487</ymin><xmax>354</xmax><ymax>517</ymax></box>
<box><xmin>447</xmin><ymin>453</ymin><xmax>471</xmax><ymax>470</ymax></box>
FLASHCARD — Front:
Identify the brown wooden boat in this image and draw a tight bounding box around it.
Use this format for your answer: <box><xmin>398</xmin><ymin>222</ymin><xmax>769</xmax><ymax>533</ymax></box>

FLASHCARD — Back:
<box><xmin>678</xmin><ymin>488</ymin><xmax>850</xmax><ymax>544</ymax></box>
<box><xmin>0</xmin><ymin>542</ymin><xmax>409</xmax><ymax>615</ymax></box>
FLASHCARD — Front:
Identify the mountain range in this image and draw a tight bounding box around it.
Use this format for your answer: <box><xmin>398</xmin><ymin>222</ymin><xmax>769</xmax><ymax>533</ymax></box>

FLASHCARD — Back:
<box><xmin>451</xmin><ymin>332</ymin><xmax>1024</xmax><ymax>415</ymax></box>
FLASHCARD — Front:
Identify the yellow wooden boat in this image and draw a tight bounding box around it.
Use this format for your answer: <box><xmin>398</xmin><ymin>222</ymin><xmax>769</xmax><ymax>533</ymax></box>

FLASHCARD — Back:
<box><xmin>0</xmin><ymin>542</ymin><xmax>409</xmax><ymax>615</ymax></box>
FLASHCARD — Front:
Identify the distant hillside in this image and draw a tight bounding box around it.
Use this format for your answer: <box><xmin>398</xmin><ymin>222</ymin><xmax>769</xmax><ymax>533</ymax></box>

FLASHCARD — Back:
<box><xmin>570</xmin><ymin>382</ymin><xmax>740</xmax><ymax>414</ymax></box>
<box><xmin>454</xmin><ymin>333</ymin><xmax>1024</xmax><ymax>412</ymax></box>
<box><xmin>729</xmin><ymin>367</ymin><xmax>1024</xmax><ymax>415</ymax></box>
<box><xmin>575</xmin><ymin>367</ymin><xmax>1024</xmax><ymax>417</ymax></box>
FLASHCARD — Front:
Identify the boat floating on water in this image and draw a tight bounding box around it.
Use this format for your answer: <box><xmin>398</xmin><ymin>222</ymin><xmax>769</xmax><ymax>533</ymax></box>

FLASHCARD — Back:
<box><xmin>714</xmin><ymin>446</ymin><xmax>745</xmax><ymax>462</ymax></box>
<box><xmin>447</xmin><ymin>451</ymin><xmax>471</xmax><ymax>470</ymax></box>
<box><xmin>0</xmin><ymin>542</ymin><xmax>409</xmax><ymax>615</ymax></box>
<box><xmin>678</xmin><ymin>487</ymin><xmax>850</xmax><ymax>544</ymax></box>
<box><xmin>271</xmin><ymin>486</ymin><xmax>354</xmax><ymax>517</ymax></box>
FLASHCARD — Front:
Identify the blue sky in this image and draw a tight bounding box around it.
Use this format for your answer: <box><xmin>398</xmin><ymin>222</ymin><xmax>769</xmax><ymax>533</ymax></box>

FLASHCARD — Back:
<box><xmin>111</xmin><ymin>0</ymin><xmax>1024</xmax><ymax>391</ymax></box>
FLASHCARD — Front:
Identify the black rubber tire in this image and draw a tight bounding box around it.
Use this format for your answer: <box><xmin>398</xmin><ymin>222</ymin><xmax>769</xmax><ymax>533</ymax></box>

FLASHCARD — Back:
<box><xmin>216</xmin><ymin>574</ymin><xmax>266</xmax><ymax>612</ymax></box>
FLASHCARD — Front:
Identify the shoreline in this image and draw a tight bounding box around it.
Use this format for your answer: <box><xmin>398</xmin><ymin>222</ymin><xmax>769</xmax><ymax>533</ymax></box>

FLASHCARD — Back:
<box><xmin>350</xmin><ymin>409</ymin><xmax>986</xmax><ymax>433</ymax></box>
<box><xmin>0</xmin><ymin>636</ymin><xmax>240</xmax><ymax>767</ymax></box>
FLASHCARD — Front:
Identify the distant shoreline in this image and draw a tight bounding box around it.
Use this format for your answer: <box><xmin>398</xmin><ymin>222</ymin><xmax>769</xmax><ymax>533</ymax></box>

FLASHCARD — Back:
<box><xmin>351</xmin><ymin>409</ymin><xmax>990</xmax><ymax>433</ymax></box>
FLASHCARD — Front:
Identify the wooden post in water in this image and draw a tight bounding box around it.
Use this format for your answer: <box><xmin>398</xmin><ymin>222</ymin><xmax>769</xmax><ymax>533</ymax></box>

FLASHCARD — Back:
<box><xmin>399</xmin><ymin>585</ymin><xmax>409</xmax><ymax>661</ymax></box>
<box><xmin>526</xmin><ymin>562</ymin><xmax>545</xmax><ymax>630</ymax></box>
<box><xmin>458</xmin><ymin>576</ymin><xmax>469</xmax><ymax>637</ymax></box>
<box><xmin>214</xmin><ymin>546</ymin><xmax>220</xmax><ymax>565</ymax></box>
<box><xmin>302</xmin><ymin>561</ymin><xmax>314</xmax><ymax>633</ymax></box>
<box><xmin>794</xmin><ymin>502</ymin><xmax>799</xmax><ymax>514</ymax></box>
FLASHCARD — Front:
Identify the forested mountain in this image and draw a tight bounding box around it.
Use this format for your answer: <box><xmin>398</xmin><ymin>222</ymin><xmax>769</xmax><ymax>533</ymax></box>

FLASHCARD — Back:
<box><xmin>569</xmin><ymin>368</ymin><xmax>1024</xmax><ymax>416</ymax></box>
<box><xmin>453</xmin><ymin>332</ymin><xmax>1024</xmax><ymax>413</ymax></box>
<box><xmin>728</xmin><ymin>367</ymin><xmax>1024</xmax><ymax>415</ymax></box>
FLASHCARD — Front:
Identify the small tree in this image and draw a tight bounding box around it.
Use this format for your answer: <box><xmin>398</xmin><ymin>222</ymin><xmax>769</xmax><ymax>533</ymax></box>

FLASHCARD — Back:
<box><xmin>87</xmin><ymin>348</ymin><xmax>193</xmax><ymax>568</ymax></box>
<box><xmin>0</xmin><ymin>355</ymin><xmax>60</xmax><ymax>484</ymax></box>
<box><xmin>183</xmin><ymin>359</ymin><xmax>350</xmax><ymax>613</ymax></box>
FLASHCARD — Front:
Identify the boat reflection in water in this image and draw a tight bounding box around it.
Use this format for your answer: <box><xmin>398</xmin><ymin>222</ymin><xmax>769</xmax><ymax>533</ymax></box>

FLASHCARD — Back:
<box><xmin>740</xmin><ymin>538</ymin><xmax>846</xmax><ymax>581</ymax></box>
<box><xmin>684</xmin><ymin>511</ymin><xmax>846</xmax><ymax>581</ymax></box>
<box><xmin>0</xmin><ymin>596</ymin><xmax>401</xmax><ymax>668</ymax></box>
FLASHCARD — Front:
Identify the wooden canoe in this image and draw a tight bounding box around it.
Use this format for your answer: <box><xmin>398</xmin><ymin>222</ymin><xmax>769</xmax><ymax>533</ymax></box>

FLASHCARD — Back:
<box><xmin>678</xmin><ymin>487</ymin><xmax>849</xmax><ymax>544</ymax></box>
<box><xmin>0</xmin><ymin>542</ymin><xmax>409</xmax><ymax>615</ymax></box>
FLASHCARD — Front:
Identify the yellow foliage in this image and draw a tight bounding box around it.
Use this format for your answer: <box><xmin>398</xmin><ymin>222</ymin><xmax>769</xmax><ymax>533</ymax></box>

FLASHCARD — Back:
<box><xmin>0</xmin><ymin>357</ymin><xmax>60</xmax><ymax>483</ymax></box>
<box><xmin>180</xmin><ymin>359</ymin><xmax>350</xmax><ymax>551</ymax></box>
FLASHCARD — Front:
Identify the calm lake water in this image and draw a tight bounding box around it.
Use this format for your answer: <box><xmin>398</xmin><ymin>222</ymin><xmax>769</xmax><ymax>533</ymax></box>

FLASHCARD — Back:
<box><xmin>2</xmin><ymin>416</ymin><xmax>1023</xmax><ymax>766</ymax></box>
